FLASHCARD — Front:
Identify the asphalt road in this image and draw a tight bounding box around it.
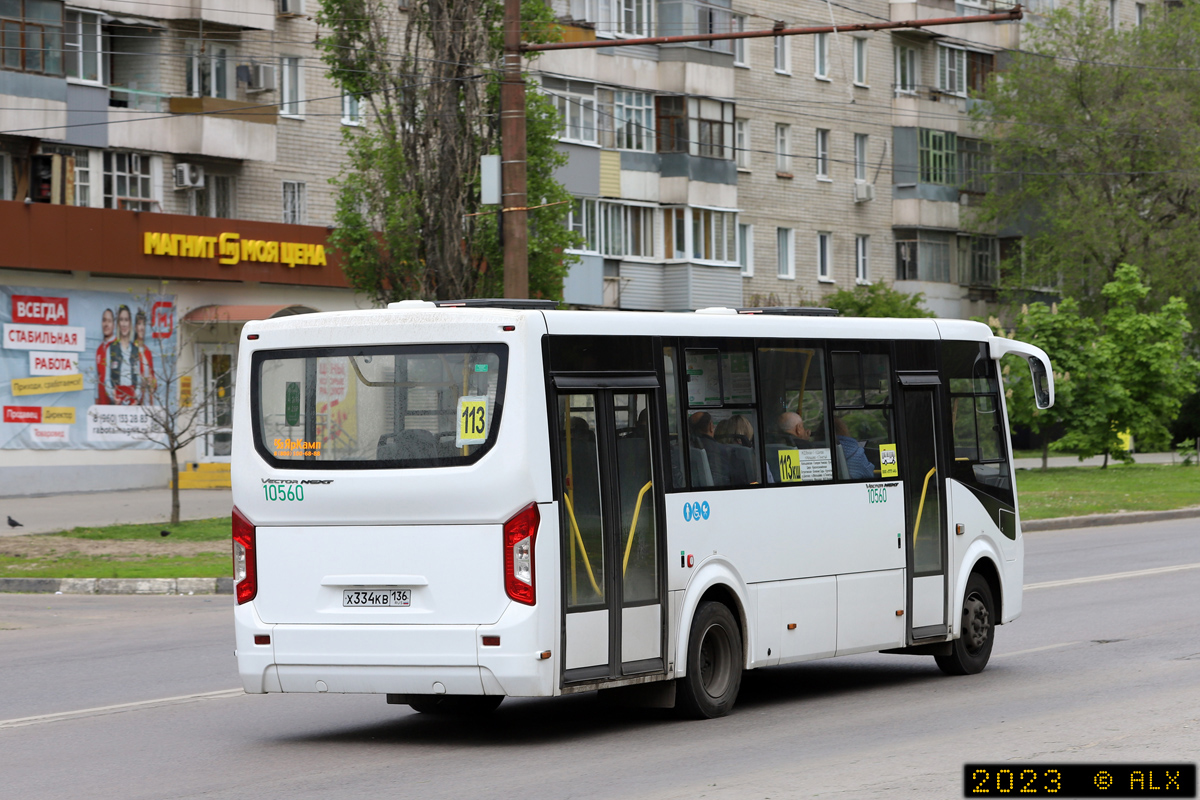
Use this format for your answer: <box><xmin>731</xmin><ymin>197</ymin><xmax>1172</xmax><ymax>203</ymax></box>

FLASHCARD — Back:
<box><xmin>1</xmin><ymin>518</ymin><xmax>1196</xmax><ymax>800</ymax></box>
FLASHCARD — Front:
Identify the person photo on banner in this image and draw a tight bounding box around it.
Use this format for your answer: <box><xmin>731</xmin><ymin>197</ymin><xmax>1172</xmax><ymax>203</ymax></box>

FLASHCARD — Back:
<box><xmin>134</xmin><ymin>308</ymin><xmax>157</xmax><ymax>405</ymax></box>
<box><xmin>95</xmin><ymin>307</ymin><xmax>115</xmax><ymax>404</ymax></box>
<box><xmin>104</xmin><ymin>305</ymin><xmax>147</xmax><ymax>406</ymax></box>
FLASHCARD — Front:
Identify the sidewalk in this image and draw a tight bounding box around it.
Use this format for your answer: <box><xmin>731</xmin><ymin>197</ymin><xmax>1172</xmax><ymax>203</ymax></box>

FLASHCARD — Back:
<box><xmin>1012</xmin><ymin>451</ymin><xmax>1180</xmax><ymax>469</ymax></box>
<box><xmin>1</xmin><ymin>488</ymin><xmax>232</xmax><ymax>536</ymax></box>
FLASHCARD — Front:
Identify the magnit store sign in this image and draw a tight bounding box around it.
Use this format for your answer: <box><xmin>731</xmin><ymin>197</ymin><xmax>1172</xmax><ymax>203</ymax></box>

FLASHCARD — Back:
<box><xmin>143</xmin><ymin>231</ymin><xmax>328</xmax><ymax>269</ymax></box>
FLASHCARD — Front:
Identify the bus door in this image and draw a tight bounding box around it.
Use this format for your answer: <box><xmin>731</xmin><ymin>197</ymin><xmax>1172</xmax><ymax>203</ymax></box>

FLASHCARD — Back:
<box><xmin>553</xmin><ymin>381</ymin><xmax>665</xmax><ymax>684</ymax></box>
<box><xmin>897</xmin><ymin>374</ymin><xmax>949</xmax><ymax>639</ymax></box>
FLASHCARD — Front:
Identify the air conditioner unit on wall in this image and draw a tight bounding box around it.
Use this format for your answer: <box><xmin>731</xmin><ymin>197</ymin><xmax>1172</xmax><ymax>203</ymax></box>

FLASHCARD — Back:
<box><xmin>175</xmin><ymin>163</ymin><xmax>205</xmax><ymax>190</ymax></box>
<box><xmin>248</xmin><ymin>64</ymin><xmax>276</xmax><ymax>93</ymax></box>
<box><xmin>277</xmin><ymin>0</ymin><xmax>304</xmax><ymax>16</ymax></box>
<box><xmin>853</xmin><ymin>182</ymin><xmax>875</xmax><ymax>203</ymax></box>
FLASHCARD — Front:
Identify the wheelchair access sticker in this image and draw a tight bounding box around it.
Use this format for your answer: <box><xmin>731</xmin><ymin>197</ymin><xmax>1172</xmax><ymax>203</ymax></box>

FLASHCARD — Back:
<box><xmin>879</xmin><ymin>443</ymin><xmax>899</xmax><ymax>478</ymax></box>
<box><xmin>682</xmin><ymin>501</ymin><xmax>711</xmax><ymax>522</ymax></box>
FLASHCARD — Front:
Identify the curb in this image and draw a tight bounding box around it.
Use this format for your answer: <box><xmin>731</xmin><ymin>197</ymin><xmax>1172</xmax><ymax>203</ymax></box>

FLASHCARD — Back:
<box><xmin>1022</xmin><ymin>506</ymin><xmax>1200</xmax><ymax>532</ymax></box>
<box><xmin>0</xmin><ymin>577</ymin><xmax>234</xmax><ymax>595</ymax></box>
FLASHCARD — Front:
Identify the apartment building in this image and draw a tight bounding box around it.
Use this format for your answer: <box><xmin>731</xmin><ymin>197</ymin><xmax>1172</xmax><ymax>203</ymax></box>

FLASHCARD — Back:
<box><xmin>0</xmin><ymin>0</ymin><xmax>364</xmax><ymax>495</ymax></box>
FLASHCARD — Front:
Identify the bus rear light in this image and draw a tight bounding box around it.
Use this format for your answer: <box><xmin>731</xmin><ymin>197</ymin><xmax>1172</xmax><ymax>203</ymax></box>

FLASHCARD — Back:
<box><xmin>503</xmin><ymin>503</ymin><xmax>539</xmax><ymax>605</ymax></box>
<box><xmin>482</xmin><ymin>636</ymin><xmax>500</xmax><ymax>646</ymax></box>
<box><xmin>232</xmin><ymin>506</ymin><xmax>257</xmax><ymax>605</ymax></box>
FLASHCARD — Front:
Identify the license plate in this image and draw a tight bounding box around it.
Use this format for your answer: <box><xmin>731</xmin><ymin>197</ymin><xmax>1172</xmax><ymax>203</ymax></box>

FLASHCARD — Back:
<box><xmin>342</xmin><ymin>589</ymin><xmax>411</xmax><ymax>607</ymax></box>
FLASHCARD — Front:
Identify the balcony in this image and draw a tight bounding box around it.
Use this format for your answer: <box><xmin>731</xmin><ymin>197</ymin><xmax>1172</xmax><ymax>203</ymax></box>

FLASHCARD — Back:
<box><xmin>107</xmin><ymin>92</ymin><xmax>278</xmax><ymax>162</ymax></box>
<box><xmin>88</xmin><ymin>0</ymin><xmax>278</xmax><ymax>31</ymax></box>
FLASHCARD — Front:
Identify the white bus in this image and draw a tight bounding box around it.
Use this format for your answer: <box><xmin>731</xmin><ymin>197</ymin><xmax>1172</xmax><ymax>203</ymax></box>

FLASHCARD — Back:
<box><xmin>232</xmin><ymin>301</ymin><xmax>1053</xmax><ymax>718</ymax></box>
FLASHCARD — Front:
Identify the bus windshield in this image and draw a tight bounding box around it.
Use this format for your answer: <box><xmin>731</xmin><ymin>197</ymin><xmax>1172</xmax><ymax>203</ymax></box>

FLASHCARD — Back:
<box><xmin>251</xmin><ymin>343</ymin><xmax>507</xmax><ymax>468</ymax></box>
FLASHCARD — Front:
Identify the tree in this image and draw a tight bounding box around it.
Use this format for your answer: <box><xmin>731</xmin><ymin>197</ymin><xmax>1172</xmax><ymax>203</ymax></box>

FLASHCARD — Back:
<box><xmin>824</xmin><ymin>283</ymin><xmax>935</xmax><ymax>318</ymax></box>
<box><xmin>317</xmin><ymin>0</ymin><xmax>579</xmax><ymax>304</ymax></box>
<box><xmin>974</xmin><ymin>2</ymin><xmax>1200</xmax><ymax>337</ymax></box>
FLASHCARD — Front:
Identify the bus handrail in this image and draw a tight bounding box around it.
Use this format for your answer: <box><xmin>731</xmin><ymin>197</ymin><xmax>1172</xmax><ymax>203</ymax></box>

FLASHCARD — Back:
<box><xmin>562</xmin><ymin>493</ymin><xmax>603</xmax><ymax>597</ymax></box>
<box><xmin>912</xmin><ymin>466</ymin><xmax>937</xmax><ymax>545</ymax></box>
<box><xmin>622</xmin><ymin>480</ymin><xmax>653</xmax><ymax>576</ymax></box>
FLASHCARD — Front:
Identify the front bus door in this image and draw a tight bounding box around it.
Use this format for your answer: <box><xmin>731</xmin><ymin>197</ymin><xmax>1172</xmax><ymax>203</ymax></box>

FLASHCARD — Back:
<box><xmin>898</xmin><ymin>376</ymin><xmax>949</xmax><ymax>639</ymax></box>
<box><xmin>555</xmin><ymin>387</ymin><xmax>664</xmax><ymax>683</ymax></box>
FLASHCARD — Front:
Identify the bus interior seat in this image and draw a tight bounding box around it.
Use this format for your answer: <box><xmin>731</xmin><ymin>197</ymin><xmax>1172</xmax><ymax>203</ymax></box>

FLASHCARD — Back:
<box><xmin>690</xmin><ymin>446</ymin><xmax>714</xmax><ymax>487</ymax></box>
<box><xmin>377</xmin><ymin>430</ymin><xmax>438</xmax><ymax>461</ymax></box>
<box><xmin>835</xmin><ymin>443</ymin><xmax>850</xmax><ymax>480</ymax></box>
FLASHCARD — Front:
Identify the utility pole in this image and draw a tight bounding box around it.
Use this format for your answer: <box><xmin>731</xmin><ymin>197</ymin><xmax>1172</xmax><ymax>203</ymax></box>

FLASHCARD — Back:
<box><xmin>500</xmin><ymin>0</ymin><xmax>528</xmax><ymax>300</ymax></box>
<box><xmin>498</xmin><ymin>4</ymin><xmax>1023</xmax><ymax>298</ymax></box>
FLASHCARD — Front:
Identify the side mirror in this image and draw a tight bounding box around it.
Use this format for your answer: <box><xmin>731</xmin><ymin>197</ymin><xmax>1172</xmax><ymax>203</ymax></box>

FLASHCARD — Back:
<box><xmin>988</xmin><ymin>337</ymin><xmax>1055</xmax><ymax>410</ymax></box>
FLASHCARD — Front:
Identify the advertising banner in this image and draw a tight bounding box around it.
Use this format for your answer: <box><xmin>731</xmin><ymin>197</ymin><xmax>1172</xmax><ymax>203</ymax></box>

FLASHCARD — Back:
<box><xmin>0</xmin><ymin>286</ymin><xmax>177</xmax><ymax>450</ymax></box>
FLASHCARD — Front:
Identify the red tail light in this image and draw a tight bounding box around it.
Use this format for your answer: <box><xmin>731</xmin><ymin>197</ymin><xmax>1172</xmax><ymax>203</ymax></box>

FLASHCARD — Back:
<box><xmin>503</xmin><ymin>503</ymin><xmax>539</xmax><ymax>605</ymax></box>
<box><xmin>232</xmin><ymin>506</ymin><xmax>257</xmax><ymax>605</ymax></box>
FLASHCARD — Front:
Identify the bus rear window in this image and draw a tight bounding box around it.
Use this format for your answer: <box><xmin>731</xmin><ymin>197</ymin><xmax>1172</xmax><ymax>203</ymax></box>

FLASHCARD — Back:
<box><xmin>251</xmin><ymin>344</ymin><xmax>507</xmax><ymax>468</ymax></box>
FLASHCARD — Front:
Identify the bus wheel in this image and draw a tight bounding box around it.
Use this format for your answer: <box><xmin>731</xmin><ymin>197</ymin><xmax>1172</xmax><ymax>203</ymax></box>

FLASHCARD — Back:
<box><xmin>936</xmin><ymin>573</ymin><xmax>995</xmax><ymax>676</ymax></box>
<box><xmin>407</xmin><ymin>695</ymin><xmax>504</xmax><ymax>715</ymax></box>
<box><xmin>677</xmin><ymin>601</ymin><xmax>742</xmax><ymax>719</ymax></box>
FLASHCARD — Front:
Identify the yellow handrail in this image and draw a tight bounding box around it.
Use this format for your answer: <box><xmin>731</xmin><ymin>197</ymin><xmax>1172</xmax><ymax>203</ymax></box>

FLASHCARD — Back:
<box><xmin>565</xmin><ymin>401</ymin><xmax>576</xmax><ymax>602</ymax></box>
<box><xmin>622</xmin><ymin>480</ymin><xmax>653</xmax><ymax>576</ymax></box>
<box><xmin>562</xmin><ymin>493</ymin><xmax>603</xmax><ymax>597</ymax></box>
<box><xmin>912</xmin><ymin>466</ymin><xmax>938</xmax><ymax>546</ymax></box>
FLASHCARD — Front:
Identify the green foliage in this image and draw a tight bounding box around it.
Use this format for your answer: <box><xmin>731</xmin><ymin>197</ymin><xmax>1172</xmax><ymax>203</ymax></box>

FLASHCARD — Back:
<box><xmin>1177</xmin><ymin>438</ymin><xmax>1198</xmax><ymax>467</ymax></box>
<box><xmin>1014</xmin><ymin>463</ymin><xmax>1200</xmax><ymax>519</ymax></box>
<box><xmin>997</xmin><ymin>265</ymin><xmax>1198</xmax><ymax>463</ymax></box>
<box><xmin>316</xmin><ymin>0</ymin><xmax>578</xmax><ymax>304</ymax></box>
<box><xmin>974</xmin><ymin>2</ymin><xmax>1200</xmax><ymax>338</ymax></box>
<box><xmin>823</xmin><ymin>283</ymin><xmax>935</xmax><ymax>318</ymax></box>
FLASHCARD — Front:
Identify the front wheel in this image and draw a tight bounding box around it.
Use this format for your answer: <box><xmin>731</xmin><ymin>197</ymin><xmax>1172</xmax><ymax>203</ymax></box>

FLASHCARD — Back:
<box><xmin>677</xmin><ymin>601</ymin><xmax>743</xmax><ymax>719</ymax></box>
<box><xmin>407</xmin><ymin>695</ymin><xmax>504</xmax><ymax>715</ymax></box>
<box><xmin>935</xmin><ymin>573</ymin><xmax>995</xmax><ymax>676</ymax></box>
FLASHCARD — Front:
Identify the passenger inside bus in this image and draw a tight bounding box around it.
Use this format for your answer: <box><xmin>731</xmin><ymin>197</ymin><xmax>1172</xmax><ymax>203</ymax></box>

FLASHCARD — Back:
<box><xmin>833</xmin><ymin>416</ymin><xmax>875</xmax><ymax>479</ymax></box>
<box><xmin>689</xmin><ymin>411</ymin><xmax>752</xmax><ymax>486</ymax></box>
<box><xmin>772</xmin><ymin>411</ymin><xmax>814</xmax><ymax>448</ymax></box>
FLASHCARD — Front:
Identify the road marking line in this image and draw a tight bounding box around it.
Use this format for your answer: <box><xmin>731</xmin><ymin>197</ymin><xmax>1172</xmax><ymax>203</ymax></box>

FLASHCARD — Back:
<box><xmin>994</xmin><ymin>641</ymin><xmax>1083</xmax><ymax>659</ymax></box>
<box><xmin>1025</xmin><ymin>562</ymin><xmax>1200</xmax><ymax>591</ymax></box>
<box><xmin>0</xmin><ymin>688</ymin><xmax>243</xmax><ymax>730</ymax></box>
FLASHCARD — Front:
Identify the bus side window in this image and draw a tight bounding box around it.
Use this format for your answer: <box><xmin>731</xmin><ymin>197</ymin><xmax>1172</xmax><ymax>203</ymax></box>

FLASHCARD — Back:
<box><xmin>682</xmin><ymin>343</ymin><xmax>761</xmax><ymax>488</ymax></box>
<box><xmin>830</xmin><ymin>350</ymin><xmax>894</xmax><ymax>482</ymax></box>
<box><xmin>662</xmin><ymin>346</ymin><xmax>688</xmax><ymax>489</ymax></box>
<box><xmin>758</xmin><ymin>344</ymin><xmax>833</xmax><ymax>484</ymax></box>
<box><xmin>945</xmin><ymin>341</ymin><xmax>1013</xmax><ymax>503</ymax></box>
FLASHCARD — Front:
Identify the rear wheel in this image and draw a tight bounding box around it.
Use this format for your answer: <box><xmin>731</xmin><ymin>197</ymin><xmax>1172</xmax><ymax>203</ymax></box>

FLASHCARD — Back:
<box><xmin>935</xmin><ymin>573</ymin><xmax>995</xmax><ymax>676</ymax></box>
<box><xmin>407</xmin><ymin>695</ymin><xmax>504</xmax><ymax>715</ymax></box>
<box><xmin>677</xmin><ymin>601</ymin><xmax>742</xmax><ymax>719</ymax></box>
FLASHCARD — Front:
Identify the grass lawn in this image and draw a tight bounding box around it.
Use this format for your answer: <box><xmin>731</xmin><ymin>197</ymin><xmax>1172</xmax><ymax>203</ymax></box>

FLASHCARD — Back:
<box><xmin>1016</xmin><ymin>463</ymin><xmax>1200</xmax><ymax>519</ymax></box>
<box><xmin>1</xmin><ymin>517</ymin><xmax>231</xmax><ymax>580</ymax></box>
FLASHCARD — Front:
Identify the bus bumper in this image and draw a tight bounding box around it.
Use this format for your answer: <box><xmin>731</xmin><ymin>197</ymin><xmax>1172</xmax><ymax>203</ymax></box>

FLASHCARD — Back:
<box><xmin>234</xmin><ymin>599</ymin><xmax>556</xmax><ymax>698</ymax></box>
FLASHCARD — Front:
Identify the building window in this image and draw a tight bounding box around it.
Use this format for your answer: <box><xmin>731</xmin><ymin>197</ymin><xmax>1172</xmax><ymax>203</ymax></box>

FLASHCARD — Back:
<box><xmin>567</xmin><ymin>197</ymin><xmax>599</xmax><ymax>252</ymax></box>
<box><xmin>63</xmin><ymin>9</ymin><xmax>100</xmax><ymax>83</ymax></box>
<box><xmin>817</xmin><ymin>232</ymin><xmax>832</xmax><ymax>281</ymax></box>
<box><xmin>186</xmin><ymin>42</ymin><xmax>231</xmax><ymax>99</ymax></box>
<box><xmin>693</xmin><ymin>97</ymin><xmax>732</xmax><ymax>159</ymax></box>
<box><xmin>853</xmin><ymin>38</ymin><xmax>868</xmax><ymax>86</ymax></box>
<box><xmin>854</xmin><ymin>133</ymin><xmax>868</xmax><ymax>182</ymax></box>
<box><xmin>735</xmin><ymin>118</ymin><xmax>751</xmax><ymax>170</ymax></box>
<box><xmin>814</xmin><ymin>32</ymin><xmax>829</xmax><ymax>79</ymax></box>
<box><xmin>1109</xmin><ymin>0</ymin><xmax>1118</xmax><ymax>29</ymax></box>
<box><xmin>895</xmin><ymin>229</ymin><xmax>953</xmax><ymax>282</ymax></box>
<box><xmin>966</xmin><ymin>50</ymin><xmax>994</xmax><ymax>96</ymax></box>
<box><xmin>282</xmin><ymin>180</ymin><xmax>307</xmax><ymax>224</ymax></box>
<box><xmin>192</xmin><ymin>175</ymin><xmax>235</xmax><ymax>219</ymax></box>
<box><xmin>40</xmin><ymin>144</ymin><xmax>90</xmax><ymax>205</ymax></box>
<box><xmin>553</xmin><ymin>90</ymin><xmax>597</xmax><ymax>144</ymax></box>
<box><xmin>1</xmin><ymin>0</ymin><xmax>64</xmax><ymax>75</ymax></box>
<box><xmin>937</xmin><ymin>45</ymin><xmax>965</xmax><ymax>96</ymax></box>
<box><xmin>895</xmin><ymin>44</ymin><xmax>917</xmax><ymax>94</ymax></box>
<box><xmin>0</xmin><ymin>152</ymin><xmax>11</xmax><ymax>201</ymax></box>
<box><xmin>775</xmin><ymin>123</ymin><xmax>791</xmax><ymax>173</ymax></box>
<box><xmin>596</xmin><ymin>0</ymin><xmax>651</xmax><ymax>37</ymax></box>
<box><xmin>103</xmin><ymin>151</ymin><xmax>155</xmax><ymax>211</ymax></box>
<box><xmin>959</xmin><ymin>137</ymin><xmax>991</xmax><ymax>194</ymax></box>
<box><xmin>732</xmin><ymin>15</ymin><xmax>748</xmax><ymax>66</ymax></box>
<box><xmin>815</xmin><ymin>128</ymin><xmax>830</xmax><ymax>179</ymax></box>
<box><xmin>774</xmin><ymin>34</ymin><xmax>790</xmax><ymax>74</ymax></box>
<box><xmin>342</xmin><ymin>93</ymin><xmax>362</xmax><ymax>125</ymax></box>
<box><xmin>738</xmin><ymin>223</ymin><xmax>753</xmax><ymax>277</ymax></box>
<box><xmin>958</xmin><ymin>234</ymin><xmax>999</xmax><ymax>287</ymax></box>
<box><xmin>663</xmin><ymin>206</ymin><xmax>686</xmax><ymax>258</ymax></box>
<box><xmin>1136</xmin><ymin>2</ymin><xmax>1146</xmax><ymax>25</ymax></box>
<box><xmin>919</xmin><ymin>128</ymin><xmax>958</xmax><ymax>185</ymax></box>
<box><xmin>656</xmin><ymin>95</ymin><xmax>687</xmax><ymax>153</ymax></box>
<box><xmin>600</xmin><ymin>202</ymin><xmax>656</xmax><ymax>257</ymax></box>
<box><xmin>280</xmin><ymin>56</ymin><xmax>304</xmax><ymax>117</ymax></box>
<box><xmin>776</xmin><ymin>227</ymin><xmax>794</xmax><ymax>279</ymax></box>
<box><xmin>613</xmin><ymin>90</ymin><xmax>653</xmax><ymax>151</ymax></box>
<box><xmin>855</xmin><ymin>234</ymin><xmax>870</xmax><ymax>283</ymax></box>
<box><xmin>691</xmin><ymin>208</ymin><xmax>735</xmax><ymax>262</ymax></box>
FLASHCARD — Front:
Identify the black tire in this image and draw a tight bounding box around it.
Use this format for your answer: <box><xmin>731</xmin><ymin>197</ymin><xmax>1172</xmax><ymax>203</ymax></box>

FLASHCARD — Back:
<box><xmin>936</xmin><ymin>573</ymin><xmax>995</xmax><ymax>676</ymax></box>
<box><xmin>407</xmin><ymin>695</ymin><xmax>504</xmax><ymax>715</ymax></box>
<box><xmin>676</xmin><ymin>601</ymin><xmax>743</xmax><ymax>719</ymax></box>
